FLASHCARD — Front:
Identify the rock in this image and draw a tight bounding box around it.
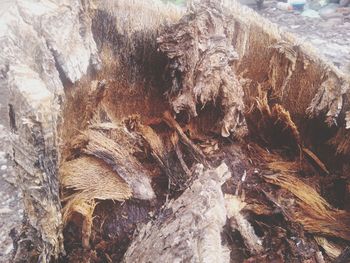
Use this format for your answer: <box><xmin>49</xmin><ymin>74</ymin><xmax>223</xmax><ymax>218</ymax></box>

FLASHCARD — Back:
<box><xmin>239</xmin><ymin>0</ymin><xmax>258</xmax><ymax>5</ymax></box>
<box><xmin>319</xmin><ymin>3</ymin><xmax>342</xmax><ymax>19</ymax></box>
<box><xmin>302</xmin><ymin>9</ymin><xmax>321</xmax><ymax>18</ymax></box>
<box><xmin>340</xmin><ymin>0</ymin><xmax>350</xmax><ymax>7</ymax></box>
<box><xmin>307</xmin><ymin>0</ymin><xmax>325</xmax><ymax>11</ymax></box>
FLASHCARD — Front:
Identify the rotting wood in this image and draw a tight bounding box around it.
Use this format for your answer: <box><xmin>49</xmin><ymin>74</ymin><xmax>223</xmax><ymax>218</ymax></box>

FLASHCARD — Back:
<box><xmin>302</xmin><ymin>147</ymin><xmax>329</xmax><ymax>175</ymax></box>
<box><xmin>2</xmin><ymin>0</ymin><xmax>350</xmax><ymax>262</ymax></box>
<box><xmin>225</xmin><ymin>194</ymin><xmax>263</xmax><ymax>255</ymax></box>
<box><xmin>163</xmin><ymin>111</ymin><xmax>209</xmax><ymax>166</ymax></box>
<box><xmin>83</xmin><ymin>129</ymin><xmax>155</xmax><ymax>200</ymax></box>
<box><xmin>62</xmin><ymin>197</ymin><xmax>96</xmax><ymax>249</ymax></box>
<box><xmin>158</xmin><ymin>1</ymin><xmax>248</xmax><ymax>139</ymax></box>
<box><xmin>263</xmin><ymin>172</ymin><xmax>350</xmax><ymax>241</ymax></box>
<box><xmin>124</xmin><ymin>115</ymin><xmax>191</xmax><ymax>191</ymax></box>
<box><xmin>334</xmin><ymin>247</ymin><xmax>350</xmax><ymax>263</ymax></box>
<box><xmin>60</xmin><ymin>156</ymin><xmax>132</xmax><ymax>202</ymax></box>
<box><xmin>315</xmin><ymin>251</ymin><xmax>326</xmax><ymax>263</ymax></box>
<box><xmin>315</xmin><ymin>236</ymin><xmax>343</xmax><ymax>260</ymax></box>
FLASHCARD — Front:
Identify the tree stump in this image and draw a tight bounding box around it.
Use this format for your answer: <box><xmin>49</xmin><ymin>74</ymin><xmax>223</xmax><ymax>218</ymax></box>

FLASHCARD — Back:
<box><xmin>1</xmin><ymin>0</ymin><xmax>349</xmax><ymax>262</ymax></box>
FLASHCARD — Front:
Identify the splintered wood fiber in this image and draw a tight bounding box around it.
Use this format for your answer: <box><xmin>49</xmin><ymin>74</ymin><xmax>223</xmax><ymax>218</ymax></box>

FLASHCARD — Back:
<box><xmin>60</xmin><ymin>156</ymin><xmax>132</xmax><ymax>202</ymax></box>
<box><xmin>264</xmin><ymin>172</ymin><xmax>350</xmax><ymax>241</ymax></box>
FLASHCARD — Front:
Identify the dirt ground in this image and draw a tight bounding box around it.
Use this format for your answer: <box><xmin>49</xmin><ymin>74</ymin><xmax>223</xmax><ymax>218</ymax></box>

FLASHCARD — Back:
<box><xmin>0</xmin><ymin>0</ymin><xmax>349</xmax><ymax>261</ymax></box>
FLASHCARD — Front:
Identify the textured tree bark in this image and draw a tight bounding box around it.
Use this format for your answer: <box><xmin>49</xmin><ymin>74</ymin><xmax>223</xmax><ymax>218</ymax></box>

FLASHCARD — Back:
<box><xmin>1</xmin><ymin>0</ymin><xmax>350</xmax><ymax>262</ymax></box>
<box><xmin>0</xmin><ymin>0</ymin><xmax>99</xmax><ymax>261</ymax></box>
<box><xmin>123</xmin><ymin>163</ymin><xmax>231</xmax><ymax>263</ymax></box>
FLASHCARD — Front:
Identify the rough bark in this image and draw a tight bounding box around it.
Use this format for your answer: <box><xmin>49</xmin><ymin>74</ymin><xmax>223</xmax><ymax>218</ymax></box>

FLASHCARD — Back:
<box><xmin>0</xmin><ymin>0</ymin><xmax>99</xmax><ymax>261</ymax></box>
<box><xmin>123</xmin><ymin>163</ymin><xmax>231</xmax><ymax>263</ymax></box>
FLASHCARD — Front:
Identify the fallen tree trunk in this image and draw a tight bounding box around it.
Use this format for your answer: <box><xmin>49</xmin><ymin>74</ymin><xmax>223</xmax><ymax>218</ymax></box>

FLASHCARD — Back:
<box><xmin>1</xmin><ymin>0</ymin><xmax>350</xmax><ymax>262</ymax></box>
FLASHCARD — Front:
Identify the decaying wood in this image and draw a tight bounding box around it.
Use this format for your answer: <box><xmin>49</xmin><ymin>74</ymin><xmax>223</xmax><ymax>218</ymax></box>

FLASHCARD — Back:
<box><xmin>225</xmin><ymin>194</ymin><xmax>263</xmax><ymax>255</ymax></box>
<box><xmin>315</xmin><ymin>236</ymin><xmax>343</xmax><ymax>260</ymax></box>
<box><xmin>162</xmin><ymin>111</ymin><xmax>209</xmax><ymax>166</ymax></box>
<box><xmin>302</xmin><ymin>147</ymin><xmax>329</xmax><ymax>175</ymax></box>
<box><xmin>158</xmin><ymin>1</ymin><xmax>248</xmax><ymax>139</ymax></box>
<box><xmin>60</xmin><ymin>156</ymin><xmax>132</xmax><ymax>202</ymax></box>
<box><xmin>83</xmin><ymin>129</ymin><xmax>155</xmax><ymax>200</ymax></box>
<box><xmin>124</xmin><ymin>115</ymin><xmax>193</xmax><ymax>191</ymax></box>
<box><xmin>245</xmin><ymin>93</ymin><xmax>301</xmax><ymax>149</ymax></box>
<box><xmin>334</xmin><ymin>247</ymin><xmax>350</xmax><ymax>263</ymax></box>
<box><xmin>263</xmin><ymin>173</ymin><xmax>350</xmax><ymax>241</ymax></box>
<box><xmin>60</xmin><ymin>155</ymin><xmax>133</xmax><ymax>248</ymax></box>
<box><xmin>62</xmin><ymin>197</ymin><xmax>96</xmax><ymax>249</ymax></box>
<box><xmin>123</xmin><ymin>163</ymin><xmax>231</xmax><ymax>263</ymax></box>
<box><xmin>316</xmin><ymin>251</ymin><xmax>326</xmax><ymax>263</ymax></box>
<box><xmin>2</xmin><ymin>0</ymin><xmax>350</xmax><ymax>262</ymax></box>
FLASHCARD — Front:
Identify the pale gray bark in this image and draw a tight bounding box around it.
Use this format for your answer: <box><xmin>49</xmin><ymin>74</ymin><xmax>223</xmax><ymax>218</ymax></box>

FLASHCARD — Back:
<box><xmin>0</xmin><ymin>0</ymin><xmax>100</xmax><ymax>261</ymax></box>
<box><xmin>123</xmin><ymin>163</ymin><xmax>231</xmax><ymax>263</ymax></box>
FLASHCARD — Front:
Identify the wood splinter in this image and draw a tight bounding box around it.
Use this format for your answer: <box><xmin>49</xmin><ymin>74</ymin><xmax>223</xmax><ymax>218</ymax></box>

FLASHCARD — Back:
<box><xmin>163</xmin><ymin>111</ymin><xmax>210</xmax><ymax>167</ymax></box>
